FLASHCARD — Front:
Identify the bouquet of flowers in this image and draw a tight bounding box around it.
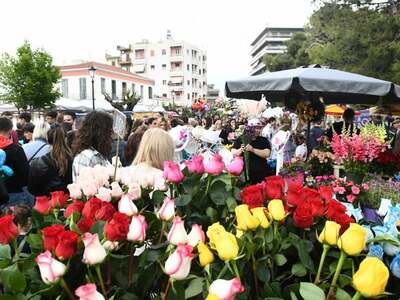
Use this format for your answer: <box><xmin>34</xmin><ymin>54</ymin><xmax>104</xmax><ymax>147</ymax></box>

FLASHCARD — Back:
<box><xmin>319</xmin><ymin>177</ymin><xmax>369</xmax><ymax>205</ymax></box>
<box><xmin>308</xmin><ymin>149</ymin><xmax>335</xmax><ymax>176</ymax></box>
<box><xmin>279</xmin><ymin>160</ymin><xmax>307</xmax><ymax>178</ymax></box>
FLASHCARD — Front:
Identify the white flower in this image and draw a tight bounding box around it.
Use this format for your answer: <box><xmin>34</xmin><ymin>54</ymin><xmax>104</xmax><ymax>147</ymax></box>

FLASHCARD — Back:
<box><xmin>167</xmin><ymin>216</ymin><xmax>188</xmax><ymax>245</ymax></box>
<box><xmin>118</xmin><ymin>195</ymin><xmax>138</xmax><ymax>216</ymax></box>
<box><xmin>82</xmin><ymin>233</ymin><xmax>107</xmax><ymax>265</ymax></box>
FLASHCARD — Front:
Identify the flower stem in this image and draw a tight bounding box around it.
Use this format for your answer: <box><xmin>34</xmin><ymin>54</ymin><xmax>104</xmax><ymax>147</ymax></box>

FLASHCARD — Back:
<box><xmin>60</xmin><ymin>278</ymin><xmax>75</xmax><ymax>300</ymax></box>
<box><xmin>205</xmin><ymin>176</ymin><xmax>212</xmax><ymax>195</ymax></box>
<box><xmin>128</xmin><ymin>244</ymin><xmax>135</xmax><ymax>286</ymax></box>
<box><xmin>12</xmin><ymin>238</ymin><xmax>20</xmax><ymax>264</ymax></box>
<box><xmin>327</xmin><ymin>251</ymin><xmax>347</xmax><ymax>299</ymax></box>
<box><xmin>158</xmin><ymin>222</ymin><xmax>165</xmax><ymax>243</ymax></box>
<box><xmin>251</xmin><ymin>255</ymin><xmax>259</xmax><ymax>297</ymax></box>
<box><xmin>217</xmin><ymin>263</ymin><xmax>228</xmax><ymax>279</ymax></box>
<box><xmin>95</xmin><ymin>265</ymin><xmax>108</xmax><ymax>300</ymax></box>
<box><xmin>231</xmin><ymin>260</ymin><xmax>240</xmax><ymax>278</ymax></box>
<box><xmin>351</xmin><ymin>291</ymin><xmax>362</xmax><ymax>300</ymax></box>
<box><xmin>162</xmin><ymin>279</ymin><xmax>172</xmax><ymax>300</ymax></box>
<box><xmin>314</xmin><ymin>244</ymin><xmax>330</xmax><ymax>284</ymax></box>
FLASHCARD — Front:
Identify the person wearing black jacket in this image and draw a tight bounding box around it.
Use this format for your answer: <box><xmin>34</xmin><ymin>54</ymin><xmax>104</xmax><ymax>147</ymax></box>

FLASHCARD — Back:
<box><xmin>28</xmin><ymin>126</ymin><xmax>73</xmax><ymax>196</ymax></box>
<box><xmin>0</xmin><ymin>117</ymin><xmax>30</xmax><ymax>207</ymax></box>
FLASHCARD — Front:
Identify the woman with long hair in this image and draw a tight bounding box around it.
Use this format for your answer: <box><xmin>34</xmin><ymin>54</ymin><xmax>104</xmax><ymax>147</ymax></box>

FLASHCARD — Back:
<box><xmin>125</xmin><ymin>125</ymin><xmax>148</xmax><ymax>165</ymax></box>
<box><xmin>28</xmin><ymin>126</ymin><xmax>73</xmax><ymax>195</ymax></box>
<box><xmin>72</xmin><ymin>111</ymin><xmax>113</xmax><ymax>180</ymax></box>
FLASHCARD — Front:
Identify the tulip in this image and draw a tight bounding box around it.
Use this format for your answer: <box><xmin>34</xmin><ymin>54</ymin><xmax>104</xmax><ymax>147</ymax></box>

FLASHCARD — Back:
<box><xmin>227</xmin><ymin>156</ymin><xmax>244</xmax><ymax>176</ymax></box>
<box><xmin>127</xmin><ymin>215</ymin><xmax>148</xmax><ymax>242</ymax></box>
<box><xmin>167</xmin><ymin>216</ymin><xmax>188</xmax><ymax>245</ymax></box>
<box><xmin>204</xmin><ymin>154</ymin><xmax>225</xmax><ymax>175</ymax></box>
<box><xmin>184</xmin><ymin>155</ymin><xmax>205</xmax><ymax>174</ymax></box>
<box><xmin>118</xmin><ymin>195</ymin><xmax>138</xmax><ymax>216</ymax></box>
<box><xmin>96</xmin><ymin>187</ymin><xmax>112</xmax><ymax>202</ymax></box>
<box><xmin>157</xmin><ymin>197</ymin><xmax>175</xmax><ymax>221</ymax></box>
<box><xmin>235</xmin><ymin>204</ymin><xmax>260</xmax><ymax>231</ymax></box>
<box><xmin>318</xmin><ymin>220</ymin><xmax>341</xmax><ymax>246</ymax></box>
<box><xmin>110</xmin><ymin>182</ymin><xmax>123</xmax><ymax>199</ymax></box>
<box><xmin>163</xmin><ymin>161</ymin><xmax>184</xmax><ymax>184</ymax></box>
<box><xmin>214</xmin><ymin>231</ymin><xmax>239</xmax><ymax>261</ymax></box>
<box><xmin>390</xmin><ymin>254</ymin><xmax>400</xmax><ymax>278</ymax></box>
<box><xmin>82</xmin><ymin>233</ymin><xmax>107</xmax><ymax>265</ymax></box>
<box><xmin>267</xmin><ymin>199</ymin><xmax>286</xmax><ymax>221</ymax></box>
<box><xmin>250</xmin><ymin>207</ymin><xmax>270</xmax><ymax>229</ymax></box>
<box><xmin>75</xmin><ymin>283</ymin><xmax>105</xmax><ymax>300</ymax></box>
<box><xmin>207</xmin><ymin>277</ymin><xmax>245</xmax><ymax>300</ymax></box>
<box><xmin>353</xmin><ymin>257</ymin><xmax>389</xmax><ymax>298</ymax></box>
<box><xmin>164</xmin><ymin>244</ymin><xmax>193</xmax><ymax>280</ymax></box>
<box><xmin>34</xmin><ymin>196</ymin><xmax>52</xmax><ymax>214</ymax></box>
<box><xmin>35</xmin><ymin>251</ymin><xmax>66</xmax><ymax>284</ymax></box>
<box><xmin>198</xmin><ymin>242</ymin><xmax>214</xmax><ymax>267</ymax></box>
<box><xmin>187</xmin><ymin>224</ymin><xmax>205</xmax><ymax>247</ymax></box>
<box><xmin>337</xmin><ymin>223</ymin><xmax>367</xmax><ymax>256</ymax></box>
<box><xmin>67</xmin><ymin>183</ymin><xmax>82</xmax><ymax>199</ymax></box>
<box><xmin>206</xmin><ymin>222</ymin><xmax>226</xmax><ymax>249</ymax></box>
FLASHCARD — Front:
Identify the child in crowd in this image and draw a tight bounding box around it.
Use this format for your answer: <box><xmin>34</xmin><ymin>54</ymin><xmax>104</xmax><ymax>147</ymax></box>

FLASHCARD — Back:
<box><xmin>5</xmin><ymin>204</ymin><xmax>32</xmax><ymax>253</ymax></box>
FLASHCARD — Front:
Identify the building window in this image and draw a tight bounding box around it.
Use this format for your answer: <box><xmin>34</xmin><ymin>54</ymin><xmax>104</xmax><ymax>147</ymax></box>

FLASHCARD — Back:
<box><xmin>150</xmin><ymin>50</ymin><xmax>155</xmax><ymax>57</ymax></box>
<box><xmin>162</xmin><ymin>49</ymin><xmax>166</xmax><ymax>55</ymax></box>
<box><xmin>199</xmin><ymin>69</ymin><xmax>202</xmax><ymax>75</ymax></box>
<box><xmin>187</xmin><ymin>64</ymin><xmax>190</xmax><ymax>71</ymax></box>
<box><xmin>187</xmin><ymin>93</ymin><xmax>190</xmax><ymax>100</ymax></box>
<box><xmin>187</xmin><ymin>80</ymin><xmax>190</xmax><ymax>86</ymax></box>
<box><xmin>163</xmin><ymin>93</ymin><xmax>167</xmax><ymax>97</ymax></box>
<box><xmin>162</xmin><ymin>80</ymin><xmax>167</xmax><ymax>85</ymax></box>
<box><xmin>140</xmin><ymin>85</ymin><xmax>144</xmax><ymax>98</ymax></box>
<box><xmin>131</xmin><ymin>83</ymin><xmax>135</xmax><ymax>94</ymax></box>
<box><xmin>186</xmin><ymin>49</ymin><xmax>190</xmax><ymax>55</ymax></box>
<box><xmin>101</xmin><ymin>78</ymin><xmax>106</xmax><ymax>94</ymax></box>
<box><xmin>135</xmin><ymin>49</ymin><xmax>145</xmax><ymax>59</ymax></box>
<box><xmin>162</xmin><ymin>64</ymin><xmax>166</xmax><ymax>70</ymax></box>
<box><xmin>122</xmin><ymin>82</ymin><xmax>127</xmax><ymax>97</ymax></box>
<box><xmin>79</xmin><ymin>78</ymin><xmax>86</xmax><ymax>99</ymax></box>
<box><xmin>148</xmin><ymin>87</ymin><xmax>153</xmax><ymax>99</ymax></box>
<box><xmin>111</xmin><ymin>61</ymin><xmax>116</xmax><ymax>66</ymax></box>
<box><xmin>111</xmin><ymin>80</ymin><xmax>117</xmax><ymax>99</ymax></box>
<box><xmin>61</xmin><ymin>79</ymin><xmax>68</xmax><ymax>97</ymax></box>
<box><xmin>151</xmin><ymin>65</ymin><xmax>155</xmax><ymax>71</ymax></box>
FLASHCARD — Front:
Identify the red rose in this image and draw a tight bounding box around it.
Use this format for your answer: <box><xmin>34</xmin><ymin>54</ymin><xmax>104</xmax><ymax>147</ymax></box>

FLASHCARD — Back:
<box><xmin>77</xmin><ymin>218</ymin><xmax>95</xmax><ymax>233</ymax></box>
<box><xmin>319</xmin><ymin>186</ymin><xmax>333</xmax><ymax>201</ymax></box>
<box><xmin>326</xmin><ymin>199</ymin><xmax>347</xmax><ymax>219</ymax></box>
<box><xmin>95</xmin><ymin>202</ymin><xmax>116</xmax><ymax>221</ymax></box>
<box><xmin>50</xmin><ymin>191</ymin><xmax>69</xmax><ymax>208</ymax></box>
<box><xmin>302</xmin><ymin>188</ymin><xmax>324</xmax><ymax>217</ymax></box>
<box><xmin>41</xmin><ymin>224</ymin><xmax>65</xmax><ymax>251</ymax></box>
<box><xmin>286</xmin><ymin>183</ymin><xmax>303</xmax><ymax>207</ymax></box>
<box><xmin>104</xmin><ymin>212</ymin><xmax>130</xmax><ymax>241</ymax></box>
<box><xmin>240</xmin><ymin>183</ymin><xmax>265</xmax><ymax>209</ymax></box>
<box><xmin>332</xmin><ymin>213</ymin><xmax>354</xmax><ymax>234</ymax></box>
<box><xmin>0</xmin><ymin>215</ymin><xmax>19</xmax><ymax>244</ymax></box>
<box><xmin>34</xmin><ymin>196</ymin><xmax>52</xmax><ymax>214</ymax></box>
<box><xmin>55</xmin><ymin>230</ymin><xmax>79</xmax><ymax>260</ymax></box>
<box><xmin>264</xmin><ymin>176</ymin><xmax>285</xmax><ymax>200</ymax></box>
<box><xmin>293</xmin><ymin>203</ymin><xmax>314</xmax><ymax>228</ymax></box>
<box><xmin>82</xmin><ymin>198</ymin><xmax>103</xmax><ymax>220</ymax></box>
<box><xmin>64</xmin><ymin>200</ymin><xmax>85</xmax><ymax>218</ymax></box>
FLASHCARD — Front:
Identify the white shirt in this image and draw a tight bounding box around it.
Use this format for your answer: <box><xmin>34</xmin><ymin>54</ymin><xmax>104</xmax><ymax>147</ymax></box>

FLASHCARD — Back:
<box><xmin>295</xmin><ymin>144</ymin><xmax>307</xmax><ymax>161</ymax></box>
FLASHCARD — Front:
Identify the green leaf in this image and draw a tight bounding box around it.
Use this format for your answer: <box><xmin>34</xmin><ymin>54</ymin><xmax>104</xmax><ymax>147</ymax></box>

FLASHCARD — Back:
<box><xmin>209</xmin><ymin>181</ymin><xmax>230</xmax><ymax>206</ymax></box>
<box><xmin>185</xmin><ymin>277</ymin><xmax>204</xmax><ymax>299</ymax></box>
<box><xmin>175</xmin><ymin>194</ymin><xmax>192</xmax><ymax>206</ymax></box>
<box><xmin>1</xmin><ymin>264</ymin><xmax>26</xmax><ymax>293</ymax></box>
<box><xmin>225</xmin><ymin>196</ymin><xmax>237</xmax><ymax>212</ymax></box>
<box><xmin>274</xmin><ymin>254</ymin><xmax>287</xmax><ymax>266</ymax></box>
<box><xmin>27</xmin><ymin>233</ymin><xmax>43</xmax><ymax>251</ymax></box>
<box><xmin>291</xmin><ymin>263</ymin><xmax>307</xmax><ymax>277</ymax></box>
<box><xmin>289</xmin><ymin>234</ymin><xmax>314</xmax><ymax>271</ymax></box>
<box><xmin>90</xmin><ymin>220</ymin><xmax>106</xmax><ymax>241</ymax></box>
<box><xmin>299</xmin><ymin>282</ymin><xmax>325</xmax><ymax>300</ymax></box>
<box><xmin>0</xmin><ymin>244</ymin><xmax>11</xmax><ymax>260</ymax></box>
<box><xmin>290</xmin><ymin>291</ymin><xmax>299</xmax><ymax>300</ymax></box>
<box><xmin>206</xmin><ymin>207</ymin><xmax>218</xmax><ymax>221</ymax></box>
<box><xmin>335</xmin><ymin>288</ymin><xmax>352</xmax><ymax>300</ymax></box>
<box><xmin>256</xmin><ymin>263</ymin><xmax>271</xmax><ymax>283</ymax></box>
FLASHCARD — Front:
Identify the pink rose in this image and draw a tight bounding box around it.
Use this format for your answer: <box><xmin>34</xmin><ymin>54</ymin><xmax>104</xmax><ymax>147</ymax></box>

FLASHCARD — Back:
<box><xmin>167</xmin><ymin>216</ymin><xmax>188</xmax><ymax>245</ymax></box>
<box><xmin>82</xmin><ymin>233</ymin><xmax>107</xmax><ymax>265</ymax></box>
<box><xmin>204</xmin><ymin>154</ymin><xmax>225</xmax><ymax>175</ymax></box>
<box><xmin>226</xmin><ymin>156</ymin><xmax>244</xmax><ymax>176</ymax></box>
<box><xmin>184</xmin><ymin>155</ymin><xmax>205</xmax><ymax>174</ymax></box>
<box><xmin>346</xmin><ymin>194</ymin><xmax>356</xmax><ymax>203</ymax></box>
<box><xmin>81</xmin><ymin>181</ymin><xmax>97</xmax><ymax>198</ymax></box>
<box><xmin>163</xmin><ymin>161</ymin><xmax>184</xmax><ymax>184</ymax></box>
<box><xmin>127</xmin><ymin>215</ymin><xmax>148</xmax><ymax>242</ymax></box>
<box><xmin>75</xmin><ymin>283</ymin><xmax>105</xmax><ymax>300</ymax></box>
<box><xmin>96</xmin><ymin>187</ymin><xmax>112</xmax><ymax>202</ymax></box>
<box><xmin>128</xmin><ymin>182</ymin><xmax>141</xmax><ymax>200</ymax></box>
<box><xmin>351</xmin><ymin>186</ymin><xmax>360</xmax><ymax>195</ymax></box>
<box><xmin>207</xmin><ymin>277</ymin><xmax>245</xmax><ymax>300</ymax></box>
<box><xmin>110</xmin><ymin>182</ymin><xmax>123</xmax><ymax>199</ymax></box>
<box><xmin>157</xmin><ymin>197</ymin><xmax>175</xmax><ymax>221</ymax></box>
<box><xmin>35</xmin><ymin>251</ymin><xmax>66</xmax><ymax>284</ymax></box>
<box><xmin>164</xmin><ymin>244</ymin><xmax>193</xmax><ymax>280</ymax></box>
<box><xmin>67</xmin><ymin>183</ymin><xmax>82</xmax><ymax>199</ymax></box>
<box><xmin>336</xmin><ymin>187</ymin><xmax>346</xmax><ymax>195</ymax></box>
<box><xmin>187</xmin><ymin>224</ymin><xmax>205</xmax><ymax>247</ymax></box>
<box><xmin>362</xmin><ymin>183</ymin><xmax>369</xmax><ymax>190</ymax></box>
<box><xmin>118</xmin><ymin>195</ymin><xmax>138</xmax><ymax>216</ymax></box>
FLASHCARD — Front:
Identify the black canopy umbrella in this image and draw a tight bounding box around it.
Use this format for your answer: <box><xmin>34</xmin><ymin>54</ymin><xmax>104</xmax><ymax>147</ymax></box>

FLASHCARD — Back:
<box><xmin>225</xmin><ymin>65</ymin><xmax>400</xmax><ymax>105</ymax></box>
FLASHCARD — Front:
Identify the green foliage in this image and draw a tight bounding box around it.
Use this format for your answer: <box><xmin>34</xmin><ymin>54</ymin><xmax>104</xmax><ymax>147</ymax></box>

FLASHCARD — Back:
<box><xmin>0</xmin><ymin>41</ymin><xmax>61</xmax><ymax>109</ymax></box>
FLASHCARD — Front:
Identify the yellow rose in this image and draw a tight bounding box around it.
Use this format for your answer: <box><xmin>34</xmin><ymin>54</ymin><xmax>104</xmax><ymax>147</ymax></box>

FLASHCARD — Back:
<box><xmin>353</xmin><ymin>257</ymin><xmax>389</xmax><ymax>298</ymax></box>
<box><xmin>205</xmin><ymin>294</ymin><xmax>219</xmax><ymax>300</ymax></box>
<box><xmin>214</xmin><ymin>231</ymin><xmax>239</xmax><ymax>261</ymax></box>
<box><xmin>197</xmin><ymin>242</ymin><xmax>214</xmax><ymax>267</ymax></box>
<box><xmin>235</xmin><ymin>204</ymin><xmax>260</xmax><ymax>231</ymax></box>
<box><xmin>267</xmin><ymin>199</ymin><xmax>286</xmax><ymax>221</ymax></box>
<box><xmin>337</xmin><ymin>223</ymin><xmax>366</xmax><ymax>256</ymax></box>
<box><xmin>318</xmin><ymin>221</ymin><xmax>341</xmax><ymax>246</ymax></box>
<box><xmin>250</xmin><ymin>207</ymin><xmax>270</xmax><ymax>229</ymax></box>
<box><xmin>206</xmin><ymin>222</ymin><xmax>226</xmax><ymax>248</ymax></box>
<box><xmin>236</xmin><ymin>229</ymin><xmax>243</xmax><ymax>239</ymax></box>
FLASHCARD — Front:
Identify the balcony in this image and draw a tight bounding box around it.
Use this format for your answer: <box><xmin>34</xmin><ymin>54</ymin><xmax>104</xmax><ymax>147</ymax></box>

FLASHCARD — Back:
<box><xmin>119</xmin><ymin>58</ymin><xmax>132</xmax><ymax>65</ymax></box>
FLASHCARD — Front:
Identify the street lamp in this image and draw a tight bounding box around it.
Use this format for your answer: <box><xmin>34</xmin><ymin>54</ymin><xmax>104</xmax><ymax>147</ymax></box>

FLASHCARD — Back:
<box><xmin>88</xmin><ymin>65</ymin><xmax>97</xmax><ymax>111</ymax></box>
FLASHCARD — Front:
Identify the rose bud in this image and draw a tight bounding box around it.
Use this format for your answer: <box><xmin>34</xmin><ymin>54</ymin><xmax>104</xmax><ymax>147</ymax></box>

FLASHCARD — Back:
<box><xmin>235</xmin><ymin>204</ymin><xmax>260</xmax><ymax>231</ymax></box>
<box><xmin>128</xmin><ymin>182</ymin><xmax>142</xmax><ymax>200</ymax></box>
<box><xmin>82</xmin><ymin>233</ymin><xmax>107</xmax><ymax>265</ymax></box>
<box><xmin>110</xmin><ymin>181</ymin><xmax>123</xmax><ymax>199</ymax></box>
<box><xmin>163</xmin><ymin>161</ymin><xmax>184</xmax><ymax>184</ymax></box>
<box><xmin>318</xmin><ymin>220</ymin><xmax>341</xmax><ymax>246</ymax></box>
<box><xmin>157</xmin><ymin>197</ymin><xmax>175</xmax><ymax>221</ymax></box>
<box><xmin>34</xmin><ymin>196</ymin><xmax>52</xmax><ymax>214</ymax></box>
<box><xmin>82</xmin><ymin>198</ymin><xmax>103</xmax><ymax>220</ymax></box>
<box><xmin>187</xmin><ymin>224</ymin><xmax>205</xmax><ymax>247</ymax></box>
<box><xmin>96</xmin><ymin>187</ymin><xmax>112</xmax><ymax>202</ymax></box>
<box><xmin>64</xmin><ymin>200</ymin><xmax>85</xmax><ymax>218</ymax></box>
<box><xmin>75</xmin><ymin>283</ymin><xmax>105</xmax><ymax>300</ymax></box>
<box><xmin>118</xmin><ymin>195</ymin><xmax>138</xmax><ymax>216</ymax></box>
<box><xmin>95</xmin><ymin>201</ymin><xmax>116</xmax><ymax>221</ymax></box>
<box><xmin>204</xmin><ymin>154</ymin><xmax>225</xmax><ymax>175</ymax></box>
<box><xmin>35</xmin><ymin>251</ymin><xmax>66</xmax><ymax>284</ymax></box>
<box><xmin>206</xmin><ymin>277</ymin><xmax>245</xmax><ymax>300</ymax></box>
<box><xmin>41</xmin><ymin>224</ymin><xmax>65</xmax><ymax>251</ymax></box>
<box><xmin>164</xmin><ymin>244</ymin><xmax>193</xmax><ymax>280</ymax></box>
<box><xmin>50</xmin><ymin>191</ymin><xmax>69</xmax><ymax>208</ymax></box>
<box><xmin>337</xmin><ymin>223</ymin><xmax>367</xmax><ymax>256</ymax></box>
<box><xmin>167</xmin><ymin>216</ymin><xmax>188</xmax><ymax>245</ymax></box>
<box><xmin>127</xmin><ymin>215</ymin><xmax>148</xmax><ymax>242</ymax></box>
<box><xmin>104</xmin><ymin>212</ymin><xmax>130</xmax><ymax>241</ymax></box>
<box><xmin>55</xmin><ymin>230</ymin><xmax>79</xmax><ymax>260</ymax></box>
<box><xmin>184</xmin><ymin>155</ymin><xmax>205</xmax><ymax>174</ymax></box>
<box><xmin>67</xmin><ymin>183</ymin><xmax>82</xmax><ymax>200</ymax></box>
<box><xmin>267</xmin><ymin>199</ymin><xmax>286</xmax><ymax>221</ymax></box>
<box><xmin>197</xmin><ymin>242</ymin><xmax>214</xmax><ymax>267</ymax></box>
<box><xmin>0</xmin><ymin>215</ymin><xmax>19</xmax><ymax>244</ymax></box>
<box><xmin>227</xmin><ymin>156</ymin><xmax>244</xmax><ymax>176</ymax></box>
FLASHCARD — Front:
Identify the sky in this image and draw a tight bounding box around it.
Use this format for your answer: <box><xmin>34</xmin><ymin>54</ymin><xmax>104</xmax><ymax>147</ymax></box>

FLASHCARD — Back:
<box><xmin>0</xmin><ymin>0</ymin><xmax>315</xmax><ymax>93</ymax></box>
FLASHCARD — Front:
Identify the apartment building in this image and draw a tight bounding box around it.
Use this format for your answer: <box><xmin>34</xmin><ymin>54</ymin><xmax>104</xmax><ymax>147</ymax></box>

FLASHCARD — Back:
<box><xmin>106</xmin><ymin>32</ymin><xmax>207</xmax><ymax>106</ymax></box>
<box><xmin>250</xmin><ymin>27</ymin><xmax>304</xmax><ymax>75</ymax></box>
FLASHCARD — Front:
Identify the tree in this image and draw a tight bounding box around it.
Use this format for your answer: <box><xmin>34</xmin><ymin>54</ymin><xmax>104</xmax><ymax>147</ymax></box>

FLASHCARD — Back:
<box><xmin>0</xmin><ymin>41</ymin><xmax>61</xmax><ymax>110</ymax></box>
<box><xmin>103</xmin><ymin>90</ymin><xmax>141</xmax><ymax>111</ymax></box>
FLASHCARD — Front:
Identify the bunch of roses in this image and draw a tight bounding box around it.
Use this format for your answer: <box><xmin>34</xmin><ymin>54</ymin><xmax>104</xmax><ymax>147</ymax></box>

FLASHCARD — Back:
<box><xmin>329</xmin><ymin>178</ymin><xmax>369</xmax><ymax>204</ymax></box>
<box><xmin>309</xmin><ymin>149</ymin><xmax>335</xmax><ymax>164</ymax></box>
<box><xmin>33</xmin><ymin>191</ymin><xmax>70</xmax><ymax>214</ymax></box>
